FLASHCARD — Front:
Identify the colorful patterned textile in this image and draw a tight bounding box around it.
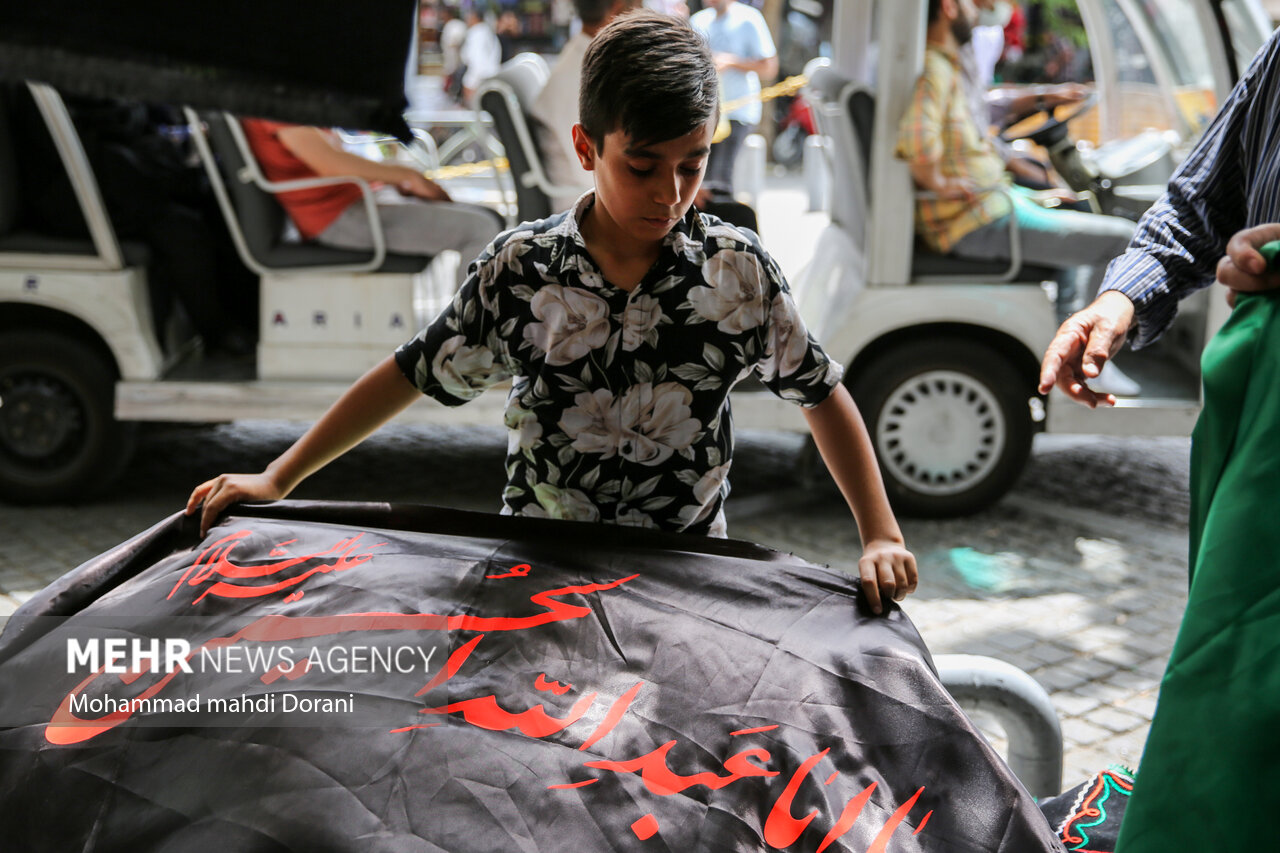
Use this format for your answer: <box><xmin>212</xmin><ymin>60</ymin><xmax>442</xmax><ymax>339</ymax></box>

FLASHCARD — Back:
<box><xmin>894</xmin><ymin>45</ymin><xmax>1012</xmax><ymax>253</ymax></box>
<box><xmin>1040</xmin><ymin>767</ymin><xmax>1134</xmax><ymax>852</ymax></box>
<box><xmin>395</xmin><ymin>194</ymin><xmax>844</xmax><ymax>536</ymax></box>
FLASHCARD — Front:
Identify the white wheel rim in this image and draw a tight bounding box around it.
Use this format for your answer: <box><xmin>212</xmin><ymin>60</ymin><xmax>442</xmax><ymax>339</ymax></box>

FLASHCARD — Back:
<box><xmin>875</xmin><ymin>370</ymin><xmax>1006</xmax><ymax>497</ymax></box>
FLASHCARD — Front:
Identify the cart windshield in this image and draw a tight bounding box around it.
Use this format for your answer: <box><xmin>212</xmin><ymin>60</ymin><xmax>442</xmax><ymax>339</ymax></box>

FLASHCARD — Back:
<box><xmin>1126</xmin><ymin>0</ymin><xmax>1220</xmax><ymax>132</ymax></box>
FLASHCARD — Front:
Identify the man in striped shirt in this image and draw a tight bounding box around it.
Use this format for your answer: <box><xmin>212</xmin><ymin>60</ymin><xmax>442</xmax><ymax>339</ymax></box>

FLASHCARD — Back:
<box><xmin>896</xmin><ymin>0</ymin><xmax>1134</xmax><ymax>325</ymax></box>
<box><xmin>1039</xmin><ymin>27</ymin><xmax>1280</xmax><ymax>853</ymax></box>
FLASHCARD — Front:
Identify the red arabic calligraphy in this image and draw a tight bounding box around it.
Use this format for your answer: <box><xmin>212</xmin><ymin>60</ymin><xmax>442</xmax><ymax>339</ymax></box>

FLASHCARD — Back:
<box><xmin>534</xmin><ymin>674</ymin><xmax>572</xmax><ymax>695</ymax></box>
<box><xmin>410</xmin><ymin>644</ymin><xmax>931</xmax><ymax>850</ymax></box>
<box><xmin>48</xmin><ymin>542</ymin><xmax>639</xmax><ymax>744</ymax></box>
<box><xmin>167</xmin><ymin>530</ymin><xmax>386</xmax><ymax>603</ymax></box>
<box><xmin>487</xmin><ymin>563</ymin><xmax>532</xmax><ymax>579</ymax></box>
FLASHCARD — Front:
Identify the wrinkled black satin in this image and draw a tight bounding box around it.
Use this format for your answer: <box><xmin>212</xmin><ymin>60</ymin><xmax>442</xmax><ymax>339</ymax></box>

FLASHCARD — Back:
<box><xmin>0</xmin><ymin>502</ymin><xmax>1063</xmax><ymax>852</ymax></box>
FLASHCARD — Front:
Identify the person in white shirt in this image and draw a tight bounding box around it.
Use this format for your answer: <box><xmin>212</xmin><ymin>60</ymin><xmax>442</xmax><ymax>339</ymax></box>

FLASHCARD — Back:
<box><xmin>530</xmin><ymin>0</ymin><xmax>640</xmax><ymax>211</ymax></box>
<box><xmin>460</xmin><ymin>9</ymin><xmax>502</xmax><ymax>104</ymax></box>
<box><xmin>439</xmin><ymin>5</ymin><xmax>468</xmax><ymax>79</ymax></box>
<box><xmin>691</xmin><ymin>0</ymin><xmax>776</xmax><ymax>202</ymax></box>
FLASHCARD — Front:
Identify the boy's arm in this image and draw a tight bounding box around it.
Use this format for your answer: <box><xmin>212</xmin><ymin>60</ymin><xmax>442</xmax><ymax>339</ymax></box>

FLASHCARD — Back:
<box><xmin>185</xmin><ymin>356</ymin><xmax>420</xmax><ymax>537</ymax></box>
<box><xmin>802</xmin><ymin>384</ymin><xmax>918</xmax><ymax>614</ymax></box>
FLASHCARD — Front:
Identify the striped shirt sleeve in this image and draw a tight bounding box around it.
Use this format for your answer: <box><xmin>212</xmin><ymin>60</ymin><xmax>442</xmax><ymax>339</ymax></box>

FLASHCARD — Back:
<box><xmin>1102</xmin><ymin>31</ymin><xmax>1280</xmax><ymax>349</ymax></box>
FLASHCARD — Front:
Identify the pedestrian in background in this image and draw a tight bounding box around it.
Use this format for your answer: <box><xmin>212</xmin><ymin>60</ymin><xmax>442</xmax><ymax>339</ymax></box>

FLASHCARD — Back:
<box><xmin>691</xmin><ymin>0</ymin><xmax>776</xmax><ymax>204</ymax></box>
<box><xmin>459</xmin><ymin>6</ymin><xmax>502</xmax><ymax>104</ymax></box>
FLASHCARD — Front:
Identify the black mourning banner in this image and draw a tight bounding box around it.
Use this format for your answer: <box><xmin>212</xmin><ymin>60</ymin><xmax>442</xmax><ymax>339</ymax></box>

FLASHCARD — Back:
<box><xmin>0</xmin><ymin>503</ymin><xmax>1062</xmax><ymax>851</ymax></box>
<box><xmin>0</xmin><ymin>1</ymin><xmax>417</xmax><ymax>137</ymax></box>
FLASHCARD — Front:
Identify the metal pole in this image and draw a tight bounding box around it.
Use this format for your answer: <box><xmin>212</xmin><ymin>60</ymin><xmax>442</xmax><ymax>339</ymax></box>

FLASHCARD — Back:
<box><xmin>936</xmin><ymin>654</ymin><xmax>1064</xmax><ymax>798</ymax></box>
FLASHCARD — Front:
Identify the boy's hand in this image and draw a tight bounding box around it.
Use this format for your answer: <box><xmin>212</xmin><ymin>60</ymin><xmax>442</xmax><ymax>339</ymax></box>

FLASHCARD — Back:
<box><xmin>185</xmin><ymin>473</ymin><xmax>287</xmax><ymax>539</ymax></box>
<box><xmin>858</xmin><ymin>539</ymin><xmax>918</xmax><ymax>615</ymax></box>
<box><xmin>938</xmin><ymin>177</ymin><xmax>978</xmax><ymax>203</ymax></box>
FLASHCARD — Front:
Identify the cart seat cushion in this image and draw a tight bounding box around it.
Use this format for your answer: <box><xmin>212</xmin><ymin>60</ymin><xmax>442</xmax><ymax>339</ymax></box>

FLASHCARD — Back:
<box><xmin>0</xmin><ymin>231</ymin><xmax>149</xmax><ymax>266</ymax></box>
<box><xmin>912</xmin><ymin>248</ymin><xmax>1058</xmax><ymax>282</ymax></box>
<box><xmin>258</xmin><ymin>242</ymin><xmax>432</xmax><ymax>273</ymax></box>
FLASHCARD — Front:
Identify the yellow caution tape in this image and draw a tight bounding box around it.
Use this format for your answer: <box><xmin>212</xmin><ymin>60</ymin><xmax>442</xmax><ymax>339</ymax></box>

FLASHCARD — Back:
<box><xmin>426</xmin><ymin>157</ymin><xmax>509</xmax><ymax>180</ymax></box>
<box><xmin>429</xmin><ymin>74</ymin><xmax>809</xmax><ymax>178</ymax></box>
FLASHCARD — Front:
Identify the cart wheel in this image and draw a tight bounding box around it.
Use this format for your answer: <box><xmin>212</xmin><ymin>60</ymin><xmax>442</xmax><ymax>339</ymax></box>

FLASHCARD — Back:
<box><xmin>0</xmin><ymin>331</ymin><xmax>136</xmax><ymax>503</ymax></box>
<box><xmin>851</xmin><ymin>339</ymin><xmax>1033</xmax><ymax>517</ymax></box>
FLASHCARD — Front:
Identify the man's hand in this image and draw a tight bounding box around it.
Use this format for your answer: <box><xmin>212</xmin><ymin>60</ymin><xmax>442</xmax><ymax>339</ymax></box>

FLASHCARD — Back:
<box><xmin>1038</xmin><ymin>290</ymin><xmax>1136</xmax><ymax>408</ymax></box>
<box><xmin>1046</xmin><ymin>83</ymin><xmax>1089</xmax><ymax>108</ymax></box>
<box><xmin>1006</xmin><ymin>156</ymin><xmax>1052</xmax><ymax>187</ymax></box>
<box><xmin>1030</xmin><ymin>187</ymin><xmax>1080</xmax><ymax>208</ymax></box>
<box><xmin>397</xmin><ymin>170</ymin><xmax>452</xmax><ymax>202</ymax></box>
<box><xmin>1217</xmin><ymin>223</ymin><xmax>1280</xmax><ymax>307</ymax></box>
<box><xmin>858</xmin><ymin>539</ymin><xmax>918</xmax><ymax>616</ymax></box>
<box><xmin>939</xmin><ymin>176</ymin><xmax>979</xmax><ymax>202</ymax></box>
<box><xmin>186</xmin><ymin>472</ymin><xmax>288</xmax><ymax>539</ymax></box>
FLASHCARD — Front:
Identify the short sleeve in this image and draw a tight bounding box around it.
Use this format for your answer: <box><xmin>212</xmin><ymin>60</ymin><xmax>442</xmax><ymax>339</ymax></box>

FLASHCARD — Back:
<box><xmin>395</xmin><ymin>247</ymin><xmax>514</xmax><ymax>407</ymax></box>
<box><xmin>751</xmin><ymin>249</ymin><xmax>844</xmax><ymax>407</ymax></box>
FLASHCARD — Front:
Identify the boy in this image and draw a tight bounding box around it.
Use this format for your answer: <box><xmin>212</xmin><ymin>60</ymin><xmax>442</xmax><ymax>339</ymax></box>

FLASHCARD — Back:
<box><xmin>187</xmin><ymin>11</ymin><xmax>917</xmax><ymax>613</ymax></box>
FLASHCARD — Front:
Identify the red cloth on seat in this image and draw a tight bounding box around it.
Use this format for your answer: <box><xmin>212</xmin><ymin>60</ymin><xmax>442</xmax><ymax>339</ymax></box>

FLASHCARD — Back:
<box><xmin>240</xmin><ymin>118</ymin><xmax>363</xmax><ymax>240</ymax></box>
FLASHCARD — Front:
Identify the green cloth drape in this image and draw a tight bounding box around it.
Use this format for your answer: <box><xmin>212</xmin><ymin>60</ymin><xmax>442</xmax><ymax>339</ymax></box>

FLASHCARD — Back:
<box><xmin>1117</xmin><ymin>293</ymin><xmax>1280</xmax><ymax>851</ymax></box>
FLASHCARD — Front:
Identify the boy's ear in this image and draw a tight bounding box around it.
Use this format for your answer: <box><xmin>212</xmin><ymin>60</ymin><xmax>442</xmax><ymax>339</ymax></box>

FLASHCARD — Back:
<box><xmin>571</xmin><ymin>124</ymin><xmax>597</xmax><ymax>171</ymax></box>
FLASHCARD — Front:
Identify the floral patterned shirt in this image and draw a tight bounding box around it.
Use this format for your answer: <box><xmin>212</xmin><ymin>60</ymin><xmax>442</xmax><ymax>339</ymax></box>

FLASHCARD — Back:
<box><xmin>394</xmin><ymin>194</ymin><xmax>843</xmax><ymax>536</ymax></box>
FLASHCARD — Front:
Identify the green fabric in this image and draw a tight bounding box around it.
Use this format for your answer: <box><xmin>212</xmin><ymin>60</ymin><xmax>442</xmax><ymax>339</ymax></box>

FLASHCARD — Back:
<box><xmin>1117</xmin><ymin>293</ymin><xmax>1280</xmax><ymax>852</ymax></box>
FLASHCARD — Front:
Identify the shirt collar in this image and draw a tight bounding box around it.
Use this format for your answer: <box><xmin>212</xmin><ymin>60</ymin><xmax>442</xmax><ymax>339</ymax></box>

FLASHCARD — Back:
<box><xmin>549</xmin><ymin>192</ymin><xmax>708</xmax><ymax>279</ymax></box>
<box><xmin>927</xmin><ymin>41</ymin><xmax>962</xmax><ymax>67</ymax></box>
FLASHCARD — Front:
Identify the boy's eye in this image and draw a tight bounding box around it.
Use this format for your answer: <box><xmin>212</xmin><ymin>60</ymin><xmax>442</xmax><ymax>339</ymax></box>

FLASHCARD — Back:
<box><xmin>680</xmin><ymin>163</ymin><xmax>705</xmax><ymax>175</ymax></box>
<box><xmin>628</xmin><ymin>166</ymin><xmax>654</xmax><ymax>177</ymax></box>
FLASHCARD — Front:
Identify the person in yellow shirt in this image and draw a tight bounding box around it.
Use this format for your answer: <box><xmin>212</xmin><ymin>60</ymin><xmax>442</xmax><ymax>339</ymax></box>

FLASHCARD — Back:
<box><xmin>897</xmin><ymin>0</ymin><xmax>1135</xmax><ymax>340</ymax></box>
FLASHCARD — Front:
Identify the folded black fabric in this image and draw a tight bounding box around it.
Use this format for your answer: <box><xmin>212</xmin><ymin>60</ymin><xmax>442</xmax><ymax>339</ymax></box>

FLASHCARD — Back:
<box><xmin>0</xmin><ymin>502</ymin><xmax>1063</xmax><ymax>851</ymax></box>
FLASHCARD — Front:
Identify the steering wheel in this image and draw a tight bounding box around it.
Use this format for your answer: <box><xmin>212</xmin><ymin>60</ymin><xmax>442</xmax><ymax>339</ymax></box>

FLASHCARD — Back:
<box><xmin>998</xmin><ymin>91</ymin><xmax>1098</xmax><ymax>148</ymax></box>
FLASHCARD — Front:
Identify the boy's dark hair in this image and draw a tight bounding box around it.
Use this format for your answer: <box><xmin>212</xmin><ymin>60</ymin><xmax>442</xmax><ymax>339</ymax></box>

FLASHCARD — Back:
<box><xmin>579</xmin><ymin>10</ymin><xmax>718</xmax><ymax>150</ymax></box>
<box><xmin>928</xmin><ymin>0</ymin><xmax>943</xmax><ymax>23</ymax></box>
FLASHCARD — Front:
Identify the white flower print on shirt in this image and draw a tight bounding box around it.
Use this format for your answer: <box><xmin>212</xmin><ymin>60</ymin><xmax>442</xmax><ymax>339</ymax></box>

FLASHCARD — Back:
<box><xmin>505</xmin><ymin>405</ymin><xmax>544</xmax><ymax>455</ymax></box>
<box><xmin>431</xmin><ymin>335</ymin><xmax>502</xmax><ymax>400</ymax></box>
<box><xmin>622</xmin><ymin>295</ymin><xmax>664</xmax><ymax>351</ymax></box>
<box><xmin>526</xmin><ymin>484</ymin><xmax>601</xmax><ymax>522</ymax></box>
<box><xmin>675</xmin><ymin>462</ymin><xmax>731</xmax><ymax>529</ymax></box>
<box><xmin>559</xmin><ymin>388</ymin><xmax>623</xmax><ymax>456</ymax></box>
<box><xmin>688</xmin><ymin>250</ymin><xmax>766</xmax><ymax>333</ymax></box>
<box><xmin>615</xmin><ymin>508</ymin><xmax>658</xmax><ymax>529</ymax></box>
<box><xmin>397</xmin><ymin>205</ymin><xmax>841</xmax><ymax>537</ymax></box>
<box><xmin>618</xmin><ymin>382</ymin><xmax>701</xmax><ymax>466</ymax></box>
<box><xmin>523</xmin><ymin>285</ymin><xmax>611</xmax><ymax>366</ymax></box>
<box><xmin>758</xmin><ymin>291</ymin><xmax>811</xmax><ymax>380</ymax></box>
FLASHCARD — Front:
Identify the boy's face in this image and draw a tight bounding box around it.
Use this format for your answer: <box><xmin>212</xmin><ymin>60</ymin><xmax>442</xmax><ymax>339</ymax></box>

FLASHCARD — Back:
<box><xmin>572</xmin><ymin>120</ymin><xmax>715</xmax><ymax>247</ymax></box>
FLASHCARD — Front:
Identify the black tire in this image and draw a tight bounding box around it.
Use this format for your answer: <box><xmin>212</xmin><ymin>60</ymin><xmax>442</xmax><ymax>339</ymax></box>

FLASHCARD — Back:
<box><xmin>849</xmin><ymin>339</ymin><xmax>1034</xmax><ymax>517</ymax></box>
<box><xmin>0</xmin><ymin>331</ymin><xmax>136</xmax><ymax>503</ymax></box>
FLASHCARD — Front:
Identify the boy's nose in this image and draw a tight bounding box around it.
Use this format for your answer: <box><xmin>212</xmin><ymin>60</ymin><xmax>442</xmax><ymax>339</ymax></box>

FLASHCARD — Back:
<box><xmin>654</xmin><ymin>171</ymin><xmax>682</xmax><ymax>206</ymax></box>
